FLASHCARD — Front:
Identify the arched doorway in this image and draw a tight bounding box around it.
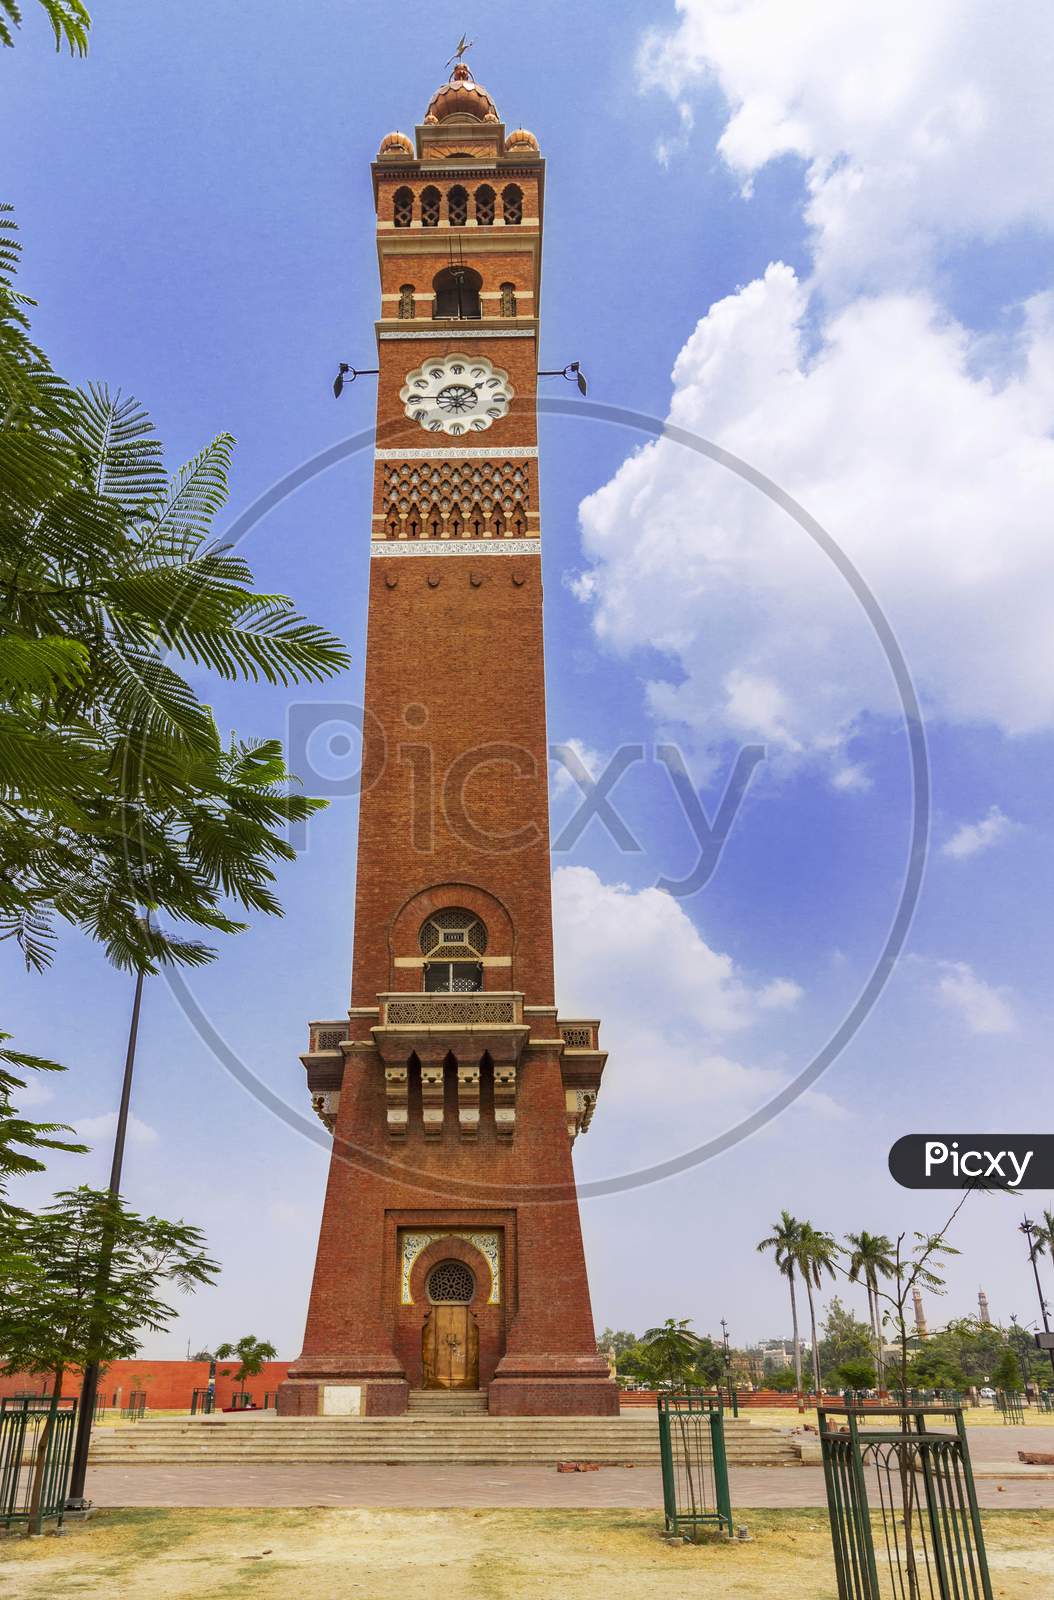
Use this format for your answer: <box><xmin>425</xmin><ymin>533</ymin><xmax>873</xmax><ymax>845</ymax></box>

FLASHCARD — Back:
<box><xmin>421</xmin><ymin>1260</ymin><xmax>480</xmax><ymax>1389</ymax></box>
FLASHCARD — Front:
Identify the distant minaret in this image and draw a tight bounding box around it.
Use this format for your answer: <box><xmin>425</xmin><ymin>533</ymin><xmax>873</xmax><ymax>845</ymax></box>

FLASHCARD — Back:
<box><xmin>912</xmin><ymin>1286</ymin><xmax>928</xmax><ymax>1338</ymax></box>
<box><xmin>978</xmin><ymin>1288</ymin><xmax>991</xmax><ymax>1325</ymax></box>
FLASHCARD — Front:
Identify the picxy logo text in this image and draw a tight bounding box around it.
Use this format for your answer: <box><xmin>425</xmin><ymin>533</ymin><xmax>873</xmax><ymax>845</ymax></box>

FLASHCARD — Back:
<box><xmin>889</xmin><ymin>1134</ymin><xmax>1054</xmax><ymax>1190</ymax></box>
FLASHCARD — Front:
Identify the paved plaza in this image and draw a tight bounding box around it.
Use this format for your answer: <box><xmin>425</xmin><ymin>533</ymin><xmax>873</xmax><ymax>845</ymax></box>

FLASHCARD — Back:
<box><xmin>80</xmin><ymin>1423</ymin><xmax>1054</xmax><ymax>1511</ymax></box>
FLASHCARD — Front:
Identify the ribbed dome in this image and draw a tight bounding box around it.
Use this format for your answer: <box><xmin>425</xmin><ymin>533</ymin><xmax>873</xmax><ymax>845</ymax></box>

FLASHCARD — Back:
<box><xmin>505</xmin><ymin>127</ymin><xmax>539</xmax><ymax>153</ymax></box>
<box><xmin>378</xmin><ymin>130</ymin><xmax>414</xmax><ymax>158</ymax></box>
<box><xmin>424</xmin><ymin>63</ymin><xmax>499</xmax><ymax>125</ymax></box>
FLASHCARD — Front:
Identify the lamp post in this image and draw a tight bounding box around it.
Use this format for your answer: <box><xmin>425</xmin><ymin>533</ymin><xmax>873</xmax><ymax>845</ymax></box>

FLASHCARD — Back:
<box><xmin>1020</xmin><ymin>1218</ymin><xmax>1054</xmax><ymax>1382</ymax></box>
<box><xmin>65</xmin><ymin>955</ymin><xmax>148</xmax><ymax>1509</ymax></box>
<box><xmin>720</xmin><ymin>1317</ymin><xmax>734</xmax><ymax>1409</ymax></box>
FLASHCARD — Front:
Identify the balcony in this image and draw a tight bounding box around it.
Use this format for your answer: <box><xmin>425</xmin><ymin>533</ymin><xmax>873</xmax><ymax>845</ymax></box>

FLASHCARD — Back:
<box><xmin>371</xmin><ymin>991</ymin><xmax>528</xmax><ymax>1068</ymax></box>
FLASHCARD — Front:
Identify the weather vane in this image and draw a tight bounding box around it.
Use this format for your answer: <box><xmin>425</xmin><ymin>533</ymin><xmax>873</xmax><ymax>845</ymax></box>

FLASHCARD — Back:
<box><xmin>446</xmin><ymin>34</ymin><xmax>475</xmax><ymax>71</ymax></box>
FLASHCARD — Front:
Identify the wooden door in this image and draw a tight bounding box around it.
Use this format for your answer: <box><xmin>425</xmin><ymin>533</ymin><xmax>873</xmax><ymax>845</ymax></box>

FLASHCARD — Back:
<box><xmin>422</xmin><ymin>1305</ymin><xmax>479</xmax><ymax>1389</ymax></box>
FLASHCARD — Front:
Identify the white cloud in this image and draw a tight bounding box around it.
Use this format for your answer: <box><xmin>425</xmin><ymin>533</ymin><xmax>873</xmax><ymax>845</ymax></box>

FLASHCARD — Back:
<box><xmin>934</xmin><ymin>961</ymin><xmax>1017</xmax><ymax>1035</ymax></box>
<box><xmin>757</xmin><ymin>978</ymin><xmax>804</xmax><ymax>1011</ymax></box>
<box><xmin>552</xmin><ymin>865</ymin><xmax>805</xmax><ymax>1115</ymax></box>
<box><xmin>640</xmin><ymin>0</ymin><xmax>1054</xmax><ymax>294</ymax></box>
<box><xmin>75</xmin><ymin>1111</ymin><xmax>159</xmax><ymax>1148</ymax></box>
<box><xmin>576</xmin><ymin>265</ymin><xmax>1054</xmax><ymax>757</ymax></box>
<box><xmin>549</xmin><ymin>738</ymin><xmax>604</xmax><ymax>800</ymax></box>
<box><xmin>831</xmin><ymin>763</ymin><xmax>872</xmax><ymax>795</ymax></box>
<box><xmin>942</xmin><ymin>805</ymin><xmax>1017</xmax><ymax>860</ymax></box>
<box><xmin>13</xmin><ymin>1078</ymin><xmax>55</xmax><ymax>1109</ymax></box>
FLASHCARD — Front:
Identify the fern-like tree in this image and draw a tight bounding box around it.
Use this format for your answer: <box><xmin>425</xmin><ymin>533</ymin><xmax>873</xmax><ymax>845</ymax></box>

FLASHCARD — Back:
<box><xmin>215</xmin><ymin>1335</ymin><xmax>279</xmax><ymax>1391</ymax></box>
<box><xmin>757</xmin><ymin>1211</ymin><xmax>804</xmax><ymax>1399</ymax></box>
<box><xmin>0</xmin><ymin>210</ymin><xmax>348</xmax><ymax>1163</ymax></box>
<box><xmin>846</xmin><ymin>1229</ymin><xmax>895</xmax><ymax>1389</ymax></box>
<box><xmin>0</xmin><ymin>0</ymin><xmax>90</xmax><ymax>54</ymax></box>
<box><xmin>795</xmin><ymin>1222</ymin><xmax>840</xmax><ymax>1396</ymax></box>
<box><xmin>638</xmin><ymin>1318</ymin><xmax>705</xmax><ymax>1390</ymax></box>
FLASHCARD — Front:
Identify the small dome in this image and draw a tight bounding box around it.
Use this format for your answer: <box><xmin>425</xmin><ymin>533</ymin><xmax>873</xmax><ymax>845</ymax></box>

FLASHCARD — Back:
<box><xmin>505</xmin><ymin>127</ymin><xmax>539</xmax><ymax>153</ymax></box>
<box><xmin>378</xmin><ymin>130</ymin><xmax>414</xmax><ymax>159</ymax></box>
<box><xmin>425</xmin><ymin>63</ymin><xmax>499</xmax><ymax>125</ymax></box>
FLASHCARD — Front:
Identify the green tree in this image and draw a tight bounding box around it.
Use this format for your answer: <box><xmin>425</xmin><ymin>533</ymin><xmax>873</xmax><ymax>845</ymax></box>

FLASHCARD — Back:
<box><xmin>0</xmin><ymin>1033</ymin><xmax>82</xmax><ymax>1189</ymax></box>
<box><xmin>835</xmin><ymin>1357</ymin><xmax>877</xmax><ymax>1391</ymax></box>
<box><xmin>0</xmin><ymin>0</ymin><xmax>90</xmax><ymax>54</ymax></box>
<box><xmin>638</xmin><ymin>1318</ymin><xmax>705</xmax><ymax>1389</ymax></box>
<box><xmin>904</xmin><ymin>1344</ymin><xmax>967</xmax><ymax>1393</ymax></box>
<box><xmin>1</xmin><ymin>217</ymin><xmax>347</xmax><ymax>974</ymax></box>
<box><xmin>992</xmin><ymin>1348</ymin><xmax>1023</xmax><ymax>1394</ymax></box>
<box><xmin>768</xmin><ymin>1368</ymin><xmax>801</xmax><ymax>1392</ymax></box>
<box><xmin>796</xmin><ymin>1221</ymin><xmax>840</xmax><ymax>1395</ymax></box>
<box><xmin>818</xmin><ymin>1296</ymin><xmax>875</xmax><ymax>1385</ymax></box>
<box><xmin>684</xmin><ymin>1336</ymin><xmax>726</xmax><ymax>1389</ymax></box>
<box><xmin>757</xmin><ymin>1211</ymin><xmax>805</xmax><ymax>1397</ymax></box>
<box><xmin>614</xmin><ymin>1341</ymin><xmax>661</xmax><ymax>1389</ymax></box>
<box><xmin>596</xmin><ymin>1328</ymin><xmax>638</xmax><ymax>1358</ymax></box>
<box><xmin>1</xmin><ymin>212</ymin><xmax>348</xmax><ymax>1148</ymax></box>
<box><xmin>845</xmin><ymin>1229</ymin><xmax>894</xmax><ymax>1386</ymax></box>
<box><xmin>214</xmin><ymin>1335</ymin><xmax>279</xmax><ymax>1388</ymax></box>
<box><xmin>0</xmin><ymin>1187</ymin><xmax>217</xmax><ymax>1394</ymax></box>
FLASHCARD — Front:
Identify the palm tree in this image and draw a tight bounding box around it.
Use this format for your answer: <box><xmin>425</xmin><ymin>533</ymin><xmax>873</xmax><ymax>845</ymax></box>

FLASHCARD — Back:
<box><xmin>757</xmin><ymin>1212</ymin><xmax>804</xmax><ymax>1399</ymax></box>
<box><xmin>639</xmin><ymin>1318</ymin><xmax>704</xmax><ymax>1390</ymax></box>
<box><xmin>846</xmin><ymin>1230</ymin><xmax>895</xmax><ymax>1388</ymax></box>
<box><xmin>796</xmin><ymin>1222</ymin><xmax>841</xmax><ymax>1395</ymax></box>
<box><xmin>214</xmin><ymin>1335</ymin><xmax>279</xmax><ymax>1399</ymax></box>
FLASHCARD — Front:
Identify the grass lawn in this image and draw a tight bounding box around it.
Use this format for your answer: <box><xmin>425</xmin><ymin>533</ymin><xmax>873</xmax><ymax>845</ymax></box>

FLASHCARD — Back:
<box><xmin>2</xmin><ymin>1508</ymin><xmax>1053</xmax><ymax>1598</ymax></box>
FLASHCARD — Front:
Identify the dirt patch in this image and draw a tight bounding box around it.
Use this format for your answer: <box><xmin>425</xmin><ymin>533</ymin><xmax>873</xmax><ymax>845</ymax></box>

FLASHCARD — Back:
<box><xmin>1</xmin><ymin>1508</ymin><xmax>1051</xmax><ymax>1599</ymax></box>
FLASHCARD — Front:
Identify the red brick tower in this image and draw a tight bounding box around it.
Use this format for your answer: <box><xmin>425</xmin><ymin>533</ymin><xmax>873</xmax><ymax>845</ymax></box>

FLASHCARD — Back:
<box><xmin>279</xmin><ymin>62</ymin><xmax>616</xmax><ymax>1418</ymax></box>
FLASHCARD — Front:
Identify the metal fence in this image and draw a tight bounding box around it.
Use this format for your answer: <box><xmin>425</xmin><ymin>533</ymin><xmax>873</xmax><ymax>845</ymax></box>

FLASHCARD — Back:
<box><xmin>996</xmin><ymin>1391</ymin><xmax>1023</xmax><ymax>1425</ymax></box>
<box><xmin>121</xmin><ymin>1391</ymin><xmax>146</xmax><ymax>1421</ymax></box>
<box><xmin>656</xmin><ymin>1391</ymin><xmax>733</xmax><ymax>1541</ymax></box>
<box><xmin>0</xmin><ymin>1397</ymin><xmax>79</xmax><ymax>1532</ymax></box>
<box><xmin>190</xmin><ymin>1388</ymin><xmax>215</xmax><ymax>1415</ymax></box>
<box><xmin>819</xmin><ymin>1405</ymin><xmax>992</xmax><ymax>1600</ymax></box>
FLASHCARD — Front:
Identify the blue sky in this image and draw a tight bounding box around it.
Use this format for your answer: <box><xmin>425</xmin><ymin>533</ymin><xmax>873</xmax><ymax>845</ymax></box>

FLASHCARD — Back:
<box><xmin>4</xmin><ymin>1</ymin><xmax>1054</xmax><ymax>1358</ymax></box>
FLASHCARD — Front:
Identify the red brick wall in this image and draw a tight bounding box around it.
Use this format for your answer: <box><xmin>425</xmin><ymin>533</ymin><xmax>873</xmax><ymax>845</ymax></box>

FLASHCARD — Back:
<box><xmin>0</xmin><ymin>1360</ymin><xmax>291</xmax><ymax>1410</ymax></box>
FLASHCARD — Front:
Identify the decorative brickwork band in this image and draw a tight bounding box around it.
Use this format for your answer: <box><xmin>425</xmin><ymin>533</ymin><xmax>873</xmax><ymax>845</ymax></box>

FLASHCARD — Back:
<box><xmin>372</xmin><ymin>538</ymin><xmax>538</xmax><ymax>559</ymax></box>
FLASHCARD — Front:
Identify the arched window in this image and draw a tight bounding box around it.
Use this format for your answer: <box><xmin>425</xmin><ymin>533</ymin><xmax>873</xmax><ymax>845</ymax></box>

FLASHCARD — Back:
<box><xmin>447</xmin><ymin>185</ymin><xmax>469</xmax><ymax>227</ymax></box>
<box><xmin>393</xmin><ymin>187</ymin><xmax>414</xmax><ymax>228</ymax></box>
<box><xmin>420</xmin><ymin>186</ymin><xmax>441</xmax><ymax>228</ymax></box>
<box><xmin>499</xmin><ymin>282</ymin><xmax>517</xmax><ymax>317</ymax></box>
<box><xmin>475</xmin><ymin>185</ymin><xmax>495</xmax><ymax>227</ymax></box>
<box><xmin>427</xmin><ymin>1261</ymin><xmax>475</xmax><ymax>1303</ymax></box>
<box><xmin>398</xmin><ymin>284</ymin><xmax>415</xmax><ymax>320</ymax></box>
<box><xmin>420</xmin><ymin>907</ymin><xmax>487</xmax><ymax>992</ymax></box>
<box><xmin>501</xmin><ymin>184</ymin><xmax>523</xmax><ymax>225</ymax></box>
<box><xmin>432</xmin><ymin>266</ymin><xmax>482</xmax><ymax>320</ymax></box>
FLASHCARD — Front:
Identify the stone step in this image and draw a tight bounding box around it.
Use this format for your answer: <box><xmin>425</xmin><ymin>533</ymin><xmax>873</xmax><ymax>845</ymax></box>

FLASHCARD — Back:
<box><xmin>87</xmin><ymin>1416</ymin><xmax>794</xmax><ymax>1455</ymax></box>
<box><xmin>88</xmin><ymin>1423</ymin><xmax>798</xmax><ymax>1467</ymax></box>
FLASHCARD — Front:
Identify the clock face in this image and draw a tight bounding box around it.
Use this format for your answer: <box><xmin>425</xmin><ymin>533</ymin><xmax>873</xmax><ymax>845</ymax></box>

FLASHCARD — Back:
<box><xmin>400</xmin><ymin>352</ymin><xmax>513</xmax><ymax>436</ymax></box>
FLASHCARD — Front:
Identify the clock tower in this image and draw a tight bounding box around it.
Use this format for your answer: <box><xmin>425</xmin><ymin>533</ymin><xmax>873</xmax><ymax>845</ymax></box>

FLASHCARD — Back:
<box><xmin>279</xmin><ymin>62</ymin><xmax>617</xmax><ymax>1418</ymax></box>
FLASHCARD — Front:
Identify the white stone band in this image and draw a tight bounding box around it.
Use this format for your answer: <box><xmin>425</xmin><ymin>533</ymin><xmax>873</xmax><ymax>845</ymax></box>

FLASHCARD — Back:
<box><xmin>379</xmin><ymin>329</ymin><xmax>535</xmax><ymax>340</ymax></box>
<box><xmin>371</xmin><ymin>538</ymin><xmax>539</xmax><ymax>558</ymax></box>
<box><xmin>374</xmin><ymin>445</ymin><xmax>538</xmax><ymax>460</ymax></box>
